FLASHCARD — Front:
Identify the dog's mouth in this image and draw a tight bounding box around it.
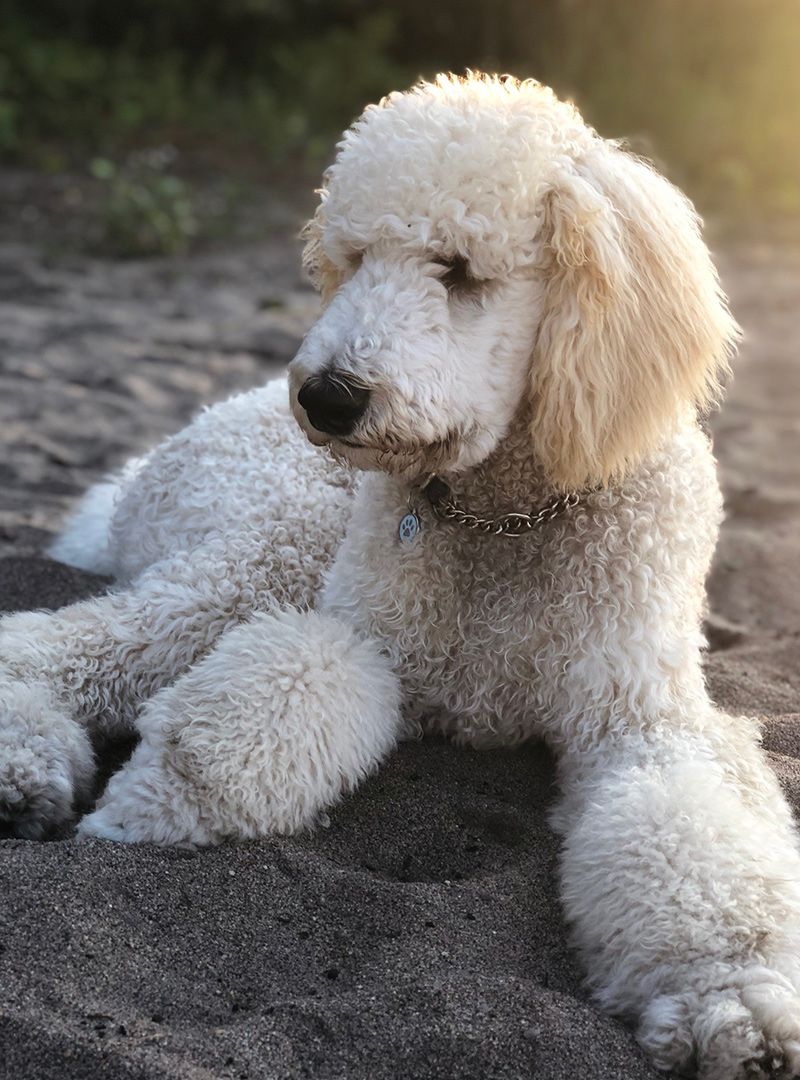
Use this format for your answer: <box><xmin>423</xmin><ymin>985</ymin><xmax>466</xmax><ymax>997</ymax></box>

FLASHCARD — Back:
<box><xmin>325</xmin><ymin>427</ymin><xmax>468</xmax><ymax>478</ymax></box>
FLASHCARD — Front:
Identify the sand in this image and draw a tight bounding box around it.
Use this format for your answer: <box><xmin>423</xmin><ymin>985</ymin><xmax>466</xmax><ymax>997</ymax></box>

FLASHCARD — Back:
<box><xmin>1</xmin><ymin>219</ymin><xmax>799</xmax><ymax>1079</ymax></box>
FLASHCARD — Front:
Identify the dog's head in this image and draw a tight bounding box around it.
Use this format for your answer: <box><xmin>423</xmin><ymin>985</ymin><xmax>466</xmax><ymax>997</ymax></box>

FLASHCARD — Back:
<box><xmin>289</xmin><ymin>74</ymin><xmax>739</xmax><ymax>489</ymax></box>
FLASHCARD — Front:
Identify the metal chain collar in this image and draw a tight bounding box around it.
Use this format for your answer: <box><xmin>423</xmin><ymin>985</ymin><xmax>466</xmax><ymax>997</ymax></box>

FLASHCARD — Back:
<box><xmin>415</xmin><ymin>475</ymin><xmax>581</xmax><ymax>537</ymax></box>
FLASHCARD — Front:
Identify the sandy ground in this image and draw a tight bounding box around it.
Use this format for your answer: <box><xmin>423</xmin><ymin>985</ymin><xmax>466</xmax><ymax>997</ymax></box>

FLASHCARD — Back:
<box><xmin>0</xmin><ymin>218</ymin><xmax>799</xmax><ymax>1079</ymax></box>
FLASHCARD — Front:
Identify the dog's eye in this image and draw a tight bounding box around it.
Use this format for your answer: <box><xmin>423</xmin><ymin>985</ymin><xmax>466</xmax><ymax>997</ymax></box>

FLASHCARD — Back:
<box><xmin>345</xmin><ymin>250</ymin><xmax>364</xmax><ymax>271</ymax></box>
<box><xmin>435</xmin><ymin>255</ymin><xmax>479</xmax><ymax>295</ymax></box>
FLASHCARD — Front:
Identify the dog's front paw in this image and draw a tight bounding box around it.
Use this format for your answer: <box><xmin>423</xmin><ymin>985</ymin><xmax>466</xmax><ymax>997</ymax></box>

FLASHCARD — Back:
<box><xmin>76</xmin><ymin>736</ymin><xmax>214</xmax><ymax>847</ymax></box>
<box><xmin>77</xmin><ymin>803</ymin><xmax>157</xmax><ymax>844</ymax></box>
<box><xmin>0</xmin><ymin>680</ymin><xmax>94</xmax><ymax>837</ymax></box>
<box><xmin>638</xmin><ymin>962</ymin><xmax>800</xmax><ymax>1079</ymax></box>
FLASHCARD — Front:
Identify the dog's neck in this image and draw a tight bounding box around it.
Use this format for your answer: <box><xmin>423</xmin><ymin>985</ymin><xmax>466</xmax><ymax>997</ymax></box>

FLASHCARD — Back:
<box><xmin>436</xmin><ymin>402</ymin><xmax>552</xmax><ymax>516</ymax></box>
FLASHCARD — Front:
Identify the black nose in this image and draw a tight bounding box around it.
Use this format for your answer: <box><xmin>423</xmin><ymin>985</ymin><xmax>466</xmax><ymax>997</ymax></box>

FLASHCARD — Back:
<box><xmin>297</xmin><ymin>371</ymin><xmax>370</xmax><ymax>437</ymax></box>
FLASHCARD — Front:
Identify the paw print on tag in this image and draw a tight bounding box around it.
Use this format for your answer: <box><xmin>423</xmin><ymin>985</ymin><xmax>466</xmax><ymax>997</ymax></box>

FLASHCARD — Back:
<box><xmin>398</xmin><ymin>513</ymin><xmax>420</xmax><ymax>543</ymax></box>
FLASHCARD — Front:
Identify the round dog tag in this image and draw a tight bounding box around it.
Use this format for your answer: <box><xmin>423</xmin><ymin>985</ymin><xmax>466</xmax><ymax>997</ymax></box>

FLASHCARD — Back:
<box><xmin>399</xmin><ymin>512</ymin><xmax>420</xmax><ymax>543</ymax></box>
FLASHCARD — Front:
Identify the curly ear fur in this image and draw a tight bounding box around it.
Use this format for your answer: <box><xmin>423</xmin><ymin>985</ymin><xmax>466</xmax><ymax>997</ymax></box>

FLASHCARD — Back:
<box><xmin>532</xmin><ymin>147</ymin><xmax>740</xmax><ymax>491</ymax></box>
<box><xmin>301</xmin><ymin>197</ymin><xmax>344</xmax><ymax>305</ymax></box>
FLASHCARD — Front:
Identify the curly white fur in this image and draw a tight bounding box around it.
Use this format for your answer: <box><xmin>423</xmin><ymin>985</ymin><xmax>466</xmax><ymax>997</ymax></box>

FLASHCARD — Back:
<box><xmin>2</xmin><ymin>74</ymin><xmax>799</xmax><ymax>1078</ymax></box>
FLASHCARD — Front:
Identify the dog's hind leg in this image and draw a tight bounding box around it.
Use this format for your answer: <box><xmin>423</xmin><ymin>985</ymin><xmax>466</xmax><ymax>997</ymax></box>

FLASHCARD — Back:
<box><xmin>76</xmin><ymin>608</ymin><xmax>403</xmax><ymax>846</ymax></box>
<box><xmin>46</xmin><ymin>454</ymin><xmax>150</xmax><ymax>577</ymax></box>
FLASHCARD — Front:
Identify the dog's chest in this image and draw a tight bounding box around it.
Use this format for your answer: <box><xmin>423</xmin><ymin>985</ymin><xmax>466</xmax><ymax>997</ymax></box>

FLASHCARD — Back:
<box><xmin>322</xmin><ymin>476</ymin><xmax>552</xmax><ymax>744</ymax></box>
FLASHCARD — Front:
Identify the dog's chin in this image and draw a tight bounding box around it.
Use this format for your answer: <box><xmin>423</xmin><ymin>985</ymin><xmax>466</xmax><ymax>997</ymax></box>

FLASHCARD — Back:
<box><xmin>327</xmin><ymin>440</ymin><xmax>433</xmax><ymax>478</ymax></box>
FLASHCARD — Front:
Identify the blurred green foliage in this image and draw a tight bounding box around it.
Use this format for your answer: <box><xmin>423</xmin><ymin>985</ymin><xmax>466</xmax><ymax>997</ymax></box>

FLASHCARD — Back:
<box><xmin>0</xmin><ymin>1</ymin><xmax>406</xmax><ymax>165</ymax></box>
<box><xmin>90</xmin><ymin>149</ymin><xmax>198</xmax><ymax>256</ymax></box>
<box><xmin>1</xmin><ymin>0</ymin><xmax>799</xmax><ymax>216</ymax></box>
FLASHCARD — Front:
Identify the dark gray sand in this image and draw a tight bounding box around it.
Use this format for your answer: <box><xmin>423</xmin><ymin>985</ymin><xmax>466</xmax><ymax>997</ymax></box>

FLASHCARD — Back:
<box><xmin>1</xmin><ymin>224</ymin><xmax>799</xmax><ymax>1079</ymax></box>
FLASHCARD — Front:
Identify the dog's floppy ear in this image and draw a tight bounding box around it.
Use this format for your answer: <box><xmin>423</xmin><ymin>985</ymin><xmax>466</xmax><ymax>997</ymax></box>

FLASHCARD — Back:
<box><xmin>531</xmin><ymin>146</ymin><xmax>739</xmax><ymax>491</ymax></box>
<box><xmin>301</xmin><ymin>198</ymin><xmax>344</xmax><ymax>305</ymax></box>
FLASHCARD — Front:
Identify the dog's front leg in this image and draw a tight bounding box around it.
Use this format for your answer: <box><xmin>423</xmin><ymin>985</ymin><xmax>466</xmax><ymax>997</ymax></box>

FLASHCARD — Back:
<box><xmin>77</xmin><ymin>608</ymin><xmax>403</xmax><ymax>846</ymax></box>
<box><xmin>554</xmin><ymin>714</ymin><xmax>800</xmax><ymax>1079</ymax></box>
<box><xmin>0</xmin><ymin>533</ymin><xmax>326</xmax><ymax>837</ymax></box>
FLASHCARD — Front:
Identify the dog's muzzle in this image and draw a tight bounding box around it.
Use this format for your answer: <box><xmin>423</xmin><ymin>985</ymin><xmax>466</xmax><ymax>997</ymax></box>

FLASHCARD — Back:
<box><xmin>296</xmin><ymin>371</ymin><xmax>370</xmax><ymax>437</ymax></box>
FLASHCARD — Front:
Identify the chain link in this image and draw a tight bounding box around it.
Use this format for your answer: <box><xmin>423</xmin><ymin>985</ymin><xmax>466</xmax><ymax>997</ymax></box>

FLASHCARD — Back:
<box><xmin>417</xmin><ymin>476</ymin><xmax>580</xmax><ymax>537</ymax></box>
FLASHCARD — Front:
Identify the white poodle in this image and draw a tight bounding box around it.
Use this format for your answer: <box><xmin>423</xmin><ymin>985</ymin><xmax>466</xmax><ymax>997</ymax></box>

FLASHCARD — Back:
<box><xmin>2</xmin><ymin>74</ymin><xmax>800</xmax><ymax>1078</ymax></box>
